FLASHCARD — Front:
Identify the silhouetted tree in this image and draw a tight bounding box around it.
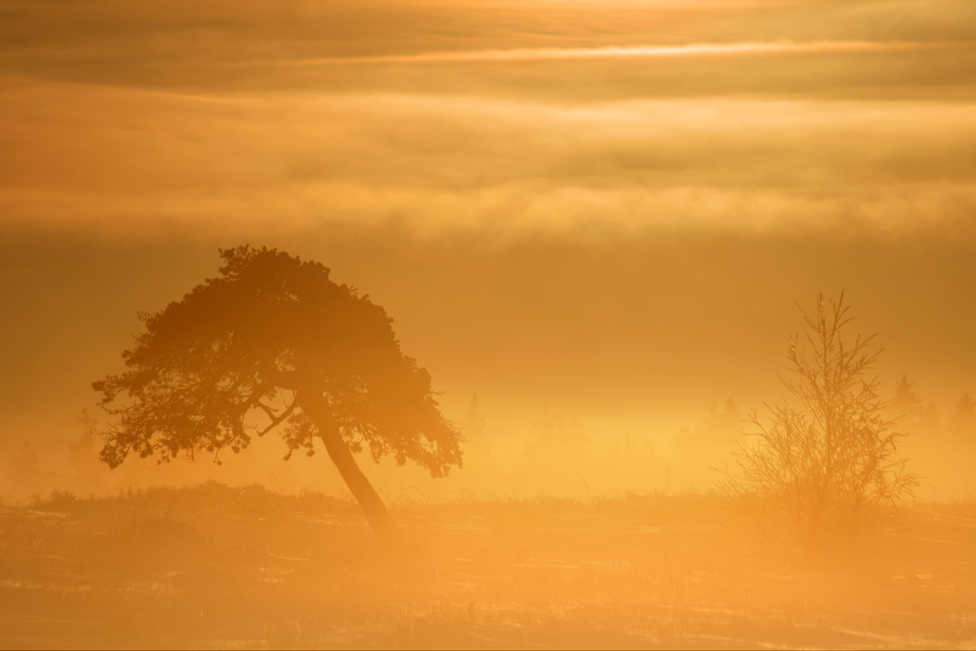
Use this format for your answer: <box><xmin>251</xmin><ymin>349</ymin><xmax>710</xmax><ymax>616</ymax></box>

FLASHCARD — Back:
<box><xmin>892</xmin><ymin>375</ymin><xmax>922</xmax><ymax>415</ymax></box>
<box><xmin>463</xmin><ymin>394</ymin><xmax>490</xmax><ymax>457</ymax></box>
<box><xmin>526</xmin><ymin>404</ymin><xmax>589</xmax><ymax>461</ymax></box>
<box><xmin>949</xmin><ymin>393</ymin><xmax>976</xmax><ymax>444</ymax></box>
<box><xmin>891</xmin><ymin>375</ymin><xmax>943</xmax><ymax>440</ymax></box>
<box><xmin>4</xmin><ymin>442</ymin><xmax>52</xmax><ymax>500</ymax></box>
<box><xmin>70</xmin><ymin>408</ymin><xmax>108</xmax><ymax>494</ymax></box>
<box><xmin>93</xmin><ymin>246</ymin><xmax>462</xmax><ymax>543</ymax></box>
<box><xmin>730</xmin><ymin>293</ymin><xmax>916</xmax><ymax>544</ymax></box>
<box><xmin>514</xmin><ymin>404</ymin><xmax>591</xmax><ymax>493</ymax></box>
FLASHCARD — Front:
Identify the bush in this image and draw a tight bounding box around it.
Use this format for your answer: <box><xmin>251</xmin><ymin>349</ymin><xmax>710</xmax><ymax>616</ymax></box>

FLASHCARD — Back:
<box><xmin>729</xmin><ymin>293</ymin><xmax>917</xmax><ymax>544</ymax></box>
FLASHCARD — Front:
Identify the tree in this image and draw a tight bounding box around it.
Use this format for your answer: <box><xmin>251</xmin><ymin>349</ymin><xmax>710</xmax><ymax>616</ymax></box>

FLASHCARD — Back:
<box><xmin>514</xmin><ymin>404</ymin><xmax>591</xmax><ymax>493</ymax></box>
<box><xmin>730</xmin><ymin>293</ymin><xmax>916</xmax><ymax>544</ymax></box>
<box><xmin>4</xmin><ymin>441</ymin><xmax>53</xmax><ymax>500</ymax></box>
<box><xmin>949</xmin><ymin>393</ymin><xmax>976</xmax><ymax>444</ymax></box>
<box><xmin>890</xmin><ymin>375</ymin><xmax>943</xmax><ymax>440</ymax></box>
<box><xmin>463</xmin><ymin>394</ymin><xmax>490</xmax><ymax>457</ymax></box>
<box><xmin>70</xmin><ymin>408</ymin><xmax>109</xmax><ymax>494</ymax></box>
<box><xmin>93</xmin><ymin>246</ymin><xmax>462</xmax><ymax>544</ymax></box>
<box><xmin>525</xmin><ymin>404</ymin><xmax>589</xmax><ymax>462</ymax></box>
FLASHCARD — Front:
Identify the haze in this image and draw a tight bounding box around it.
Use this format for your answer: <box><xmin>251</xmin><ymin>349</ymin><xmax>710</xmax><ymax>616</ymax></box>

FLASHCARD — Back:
<box><xmin>1</xmin><ymin>1</ymin><xmax>975</xmax><ymax>647</ymax></box>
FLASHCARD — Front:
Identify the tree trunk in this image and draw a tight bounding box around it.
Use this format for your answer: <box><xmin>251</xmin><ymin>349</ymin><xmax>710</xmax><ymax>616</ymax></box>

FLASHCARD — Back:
<box><xmin>299</xmin><ymin>391</ymin><xmax>402</xmax><ymax>546</ymax></box>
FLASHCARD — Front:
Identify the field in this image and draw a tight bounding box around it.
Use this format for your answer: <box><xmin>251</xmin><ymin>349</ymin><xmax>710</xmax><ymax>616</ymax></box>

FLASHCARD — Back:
<box><xmin>1</xmin><ymin>483</ymin><xmax>974</xmax><ymax>649</ymax></box>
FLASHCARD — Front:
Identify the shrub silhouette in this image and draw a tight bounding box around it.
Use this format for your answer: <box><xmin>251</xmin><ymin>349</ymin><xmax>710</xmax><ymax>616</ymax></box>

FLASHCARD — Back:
<box><xmin>4</xmin><ymin>441</ymin><xmax>52</xmax><ymax>500</ymax></box>
<box><xmin>729</xmin><ymin>293</ymin><xmax>916</xmax><ymax>544</ymax></box>
<box><xmin>93</xmin><ymin>246</ymin><xmax>462</xmax><ymax>544</ymax></box>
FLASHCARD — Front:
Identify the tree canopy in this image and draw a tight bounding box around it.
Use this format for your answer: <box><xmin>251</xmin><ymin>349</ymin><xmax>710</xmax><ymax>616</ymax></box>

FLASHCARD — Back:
<box><xmin>94</xmin><ymin>246</ymin><xmax>462</xmax><ymax>540</ymax></box>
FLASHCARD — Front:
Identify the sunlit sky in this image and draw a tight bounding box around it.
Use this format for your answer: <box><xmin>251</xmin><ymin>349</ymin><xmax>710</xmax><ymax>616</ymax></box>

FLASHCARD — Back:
<box><xmin>2</xmin><ymin>0</ymin><xmax>975</xmax><ymax>466</ymax></box>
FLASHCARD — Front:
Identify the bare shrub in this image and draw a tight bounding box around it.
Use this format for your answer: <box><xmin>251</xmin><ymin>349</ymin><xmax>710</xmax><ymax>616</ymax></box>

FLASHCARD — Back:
<box><xmin>729</xmin><ymin>293</ymin><xmax>917</xmax><ymax>545</ymax></box>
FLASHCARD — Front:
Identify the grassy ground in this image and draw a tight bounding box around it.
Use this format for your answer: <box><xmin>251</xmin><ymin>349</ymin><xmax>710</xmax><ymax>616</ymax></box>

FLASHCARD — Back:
<box><xmin>1</xmin><ymin>482</ymin><xmax>974</xmax><ymax>649</ymax></box>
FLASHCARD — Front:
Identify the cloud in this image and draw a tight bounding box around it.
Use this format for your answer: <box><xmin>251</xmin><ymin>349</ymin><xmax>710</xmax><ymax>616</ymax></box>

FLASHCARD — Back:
<box><xmin>2</xmin><ymin>82</ymin><xmax>975</xmax><ymax>240</ymax></box>
<box><xmin>1</xmin><ymin>0</ymin><xmax>975</xmax><ymax>242</ymax></box>
<box><xmin>2</xmin><ymin>0</ymin><xmax>975</xmax><ymax>93</ymax></box>
<box><xmin>243</xmin><ymin>40</ymin><xmax>960</xmax><ymax>66</ymax></box>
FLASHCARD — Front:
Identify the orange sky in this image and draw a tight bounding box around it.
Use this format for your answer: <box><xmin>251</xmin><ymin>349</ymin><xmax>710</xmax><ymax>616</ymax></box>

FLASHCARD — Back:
<box><xmin>1</xmin><ymin>0</ymin><xmax>975</xmax><ymax>477</ymax></box>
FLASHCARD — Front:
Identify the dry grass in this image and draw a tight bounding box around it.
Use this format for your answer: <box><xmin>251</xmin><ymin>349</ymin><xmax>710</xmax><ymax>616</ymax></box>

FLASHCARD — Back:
<box><xmin>0</xmin><ymin>482</ymin><xmax>974</xmax><ymax>649</ymax></box>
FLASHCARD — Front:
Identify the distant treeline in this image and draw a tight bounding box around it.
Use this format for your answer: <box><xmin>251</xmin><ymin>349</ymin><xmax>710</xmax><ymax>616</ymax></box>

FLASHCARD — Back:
<box><xmin>3</xmin><ymin>378</ymin><xmax>975</xmax><ymax>502</ymax></box>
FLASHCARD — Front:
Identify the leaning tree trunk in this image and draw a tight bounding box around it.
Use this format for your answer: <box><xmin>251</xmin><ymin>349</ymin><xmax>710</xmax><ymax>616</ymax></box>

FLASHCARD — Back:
<box><xmin>299</xmin><ymin>391</ymin><xmax>401</xmax><ymax>545</ymax></box>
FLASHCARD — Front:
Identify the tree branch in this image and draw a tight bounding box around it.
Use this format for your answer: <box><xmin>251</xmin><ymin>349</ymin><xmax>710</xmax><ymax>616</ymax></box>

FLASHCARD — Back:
<box><xmin>256</xmin><ymin>398</ymin><xmax>297</xmax><ymax>437</ymax></box>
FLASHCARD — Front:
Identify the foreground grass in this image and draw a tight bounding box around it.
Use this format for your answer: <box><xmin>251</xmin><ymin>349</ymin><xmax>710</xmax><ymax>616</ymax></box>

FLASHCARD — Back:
<box><xmin>0</xmin><ymin>483</ymin><xmax>974</xmax><ymax>649</ymax></box>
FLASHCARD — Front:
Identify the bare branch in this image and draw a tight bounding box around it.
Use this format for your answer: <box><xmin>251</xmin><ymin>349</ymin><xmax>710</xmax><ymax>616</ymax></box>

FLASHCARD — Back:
<box><xmin>729</xmin><ymin>293</ymin><xmax>916</xmax><ymax>545</ymax></box>
<box><xmin>255</xmin><ymin>398</ymin><xmax>298</xmax><ymax>437</ymax></box>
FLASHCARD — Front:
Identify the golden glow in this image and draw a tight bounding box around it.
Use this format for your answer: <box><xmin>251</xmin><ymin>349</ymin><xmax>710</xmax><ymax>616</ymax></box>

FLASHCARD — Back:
<box><xmin>2</xmin><ymin>0</ymin><xmax>976</xmax><ymax>647</ymax></box>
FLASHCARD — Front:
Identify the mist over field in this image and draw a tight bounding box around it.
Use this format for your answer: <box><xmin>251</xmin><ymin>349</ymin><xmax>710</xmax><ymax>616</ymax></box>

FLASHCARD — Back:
<box><xmin>2</xmin><ymin>0</ymin><xmax>976</xmax><ymax>648</ymax></box>
<box><xmin>4</xmin><ymin>229</ymin><xmax>976</xmax><ymax>501</ymax></box>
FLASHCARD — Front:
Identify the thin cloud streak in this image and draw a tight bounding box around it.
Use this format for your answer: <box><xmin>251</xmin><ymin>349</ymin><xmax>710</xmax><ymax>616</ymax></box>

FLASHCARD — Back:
<box><xmin>255</xmin><ymin>40</ymin><xmax>967</xmax><ymax>67</ymax></box>
<box><xmin>0</xmin><ymin>76</ymin><xmax>250</xmax><ymax>106</ymax></box>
